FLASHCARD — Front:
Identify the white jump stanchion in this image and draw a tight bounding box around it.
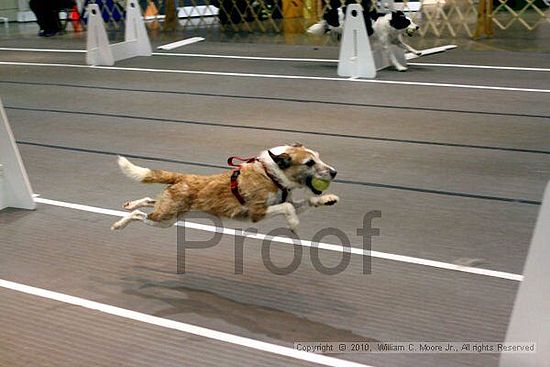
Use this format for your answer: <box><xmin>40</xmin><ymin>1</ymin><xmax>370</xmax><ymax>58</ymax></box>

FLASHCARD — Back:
<box><xmin>0</xmin><ymin>98</ymin><xmax>35</xmax><ymax>211</ymax></box>
<box><xmin>86</xmin><ymin>0</ymin><xmax>152</xmax><ymax>66</ymax></box>
<box><xmin>500</xmin><ymin>181</ymin><xmax>550</xmax><ymax>367</ymax></box>
<box><xmin>337</xmin><ymin>4</ymin><xmax>376</xmax><ymax>79</ymax></box>
<box><xmin>86</xmin><ymin>4</ymin><xmax>114</xmax><ymax>66</ymax></box>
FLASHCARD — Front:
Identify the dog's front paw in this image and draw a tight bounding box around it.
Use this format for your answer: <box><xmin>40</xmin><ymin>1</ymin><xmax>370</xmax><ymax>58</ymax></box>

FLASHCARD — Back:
<box><xmin>396</xmin><ymin>65</ymin><xmax>408</xmax><ymax>72</ymax></box>
<box><xmin>310</xmin><ymin>194</ymin><xmax>339</xmax><ymax>207</ymax></box>
<box><xmin>320</xmin><ymin>194</ymin><xmax>340</xmax><ymax>206</ymax></box>
<box><xmin>288</xmin><ymin>217</ymin><xmax>300</xmax><ymax>234</ymax></box>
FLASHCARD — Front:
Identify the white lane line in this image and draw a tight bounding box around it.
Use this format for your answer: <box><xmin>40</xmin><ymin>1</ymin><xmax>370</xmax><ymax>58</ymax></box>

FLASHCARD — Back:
<box><xmin>1</xmin><ymin>61</ymin><xmax>548</xmax><ymax>94</ymax></box>
<box><xmin>407</xmin><ymin>62</ymin><xmax>550</xmax><ymax>72</ymax></box>
<box><xmin>155</xmin><ymin>52</ymin><xmax>337</xmax><ymax>63</ymax></box>
<box><xmin>2</xmin><ymin>47</ymin><xmax>549</xmax><ymax>72</ymax></box>
<box><xmin>157</xmin><ymin>37</ymin><xmax>205</xmax><ymax>50</ymax></box>
<box><xmin>0</xmin><ymin>279</ymin><xmax>371</xmax><ymax>367</ymax></box>
<box><xmin>0</xmin><ymin>47</ymin><xmax>86</xmax><ymax>53</ymax></box>
<box><xmin>34</xmin><ymin>197</ymin><xmax>524</xmax><ymax>282</ymax></box>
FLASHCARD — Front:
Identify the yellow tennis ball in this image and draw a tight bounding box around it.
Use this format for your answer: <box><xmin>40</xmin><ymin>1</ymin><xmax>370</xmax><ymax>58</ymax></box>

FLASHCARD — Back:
<box><xmin>311</xmin><ymin>177</ymin><xmax>330</xmax><ymax>192</ymax></box>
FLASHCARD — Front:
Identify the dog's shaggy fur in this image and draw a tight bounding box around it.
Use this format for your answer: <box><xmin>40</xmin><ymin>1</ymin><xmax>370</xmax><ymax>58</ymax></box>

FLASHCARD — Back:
<box><xmin>111</xmin><ymin>144</ymin><xmax>339</xmax><ymax>233</ymax></box>
<box><xmin>307</xmin><ymin>5</ymin><xmax>421</xmax><ymax>71</ymax></box>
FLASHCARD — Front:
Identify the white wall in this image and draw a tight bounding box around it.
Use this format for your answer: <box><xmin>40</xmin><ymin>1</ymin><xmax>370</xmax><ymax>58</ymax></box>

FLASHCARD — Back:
<box><xmin>0</xmin><ymin>0</ymin><xmax>19</xmax><ymax>21</ymax></box>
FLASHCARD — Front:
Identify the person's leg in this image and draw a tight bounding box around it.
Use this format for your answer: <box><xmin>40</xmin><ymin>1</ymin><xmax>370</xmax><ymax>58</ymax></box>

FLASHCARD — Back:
<box><xmin>29</xmin><ymin>0</ymin><xmax>47</xmax><ymax>34</ymax></box>
<box><xmin>42</xmin><ymin>3</ymin><xmax>61</xmax><ymax>35</ymax></box>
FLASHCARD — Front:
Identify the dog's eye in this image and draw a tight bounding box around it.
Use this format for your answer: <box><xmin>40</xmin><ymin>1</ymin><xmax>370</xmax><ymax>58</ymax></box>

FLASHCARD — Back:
<box><xmin>305</xmin><ymin>160</ymin><xmax>315</xmax><ymax>167</ymax></box>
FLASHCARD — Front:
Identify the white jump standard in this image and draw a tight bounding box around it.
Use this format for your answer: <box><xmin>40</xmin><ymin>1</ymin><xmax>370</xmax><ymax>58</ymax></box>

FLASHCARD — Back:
<box><xmin>86</xmin><ymin>0</ymin><xmax>152</xmax><ymax>66</ymax></box>
<box><xmin>337</xmin><ymin>4</ymin><xmax>377</xmax><ymax>79</ymax></box>
<box><xmin>0</xmin><ymin>98</ymin><xmax>35</xmax><ymax>211</ymax></box>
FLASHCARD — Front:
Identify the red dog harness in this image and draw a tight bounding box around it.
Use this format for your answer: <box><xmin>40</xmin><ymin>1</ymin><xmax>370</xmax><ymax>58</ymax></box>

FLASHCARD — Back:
<box><xmin>227</xmin><ymin>156</ymin><xmax>289</xmax><ymax>205</ymax></box>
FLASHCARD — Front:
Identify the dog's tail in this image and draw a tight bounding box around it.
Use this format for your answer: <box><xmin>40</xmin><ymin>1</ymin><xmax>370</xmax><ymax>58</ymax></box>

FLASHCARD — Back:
<box><xmin>117</xmin><ymin>156</ymin><xmax>182</xmax><ymax>184</ymax></box>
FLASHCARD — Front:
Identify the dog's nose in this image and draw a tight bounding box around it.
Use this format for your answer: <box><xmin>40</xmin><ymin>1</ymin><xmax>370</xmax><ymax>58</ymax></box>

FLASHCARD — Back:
<box><xmin>330</xmin><ymin>169</ymin><xmax>337</xmax><ymax>178</ymax></box>
<box><xmin>415</xmin><ymin>25</ymin><xmax>419</xmax><ymax>30</ymax></box>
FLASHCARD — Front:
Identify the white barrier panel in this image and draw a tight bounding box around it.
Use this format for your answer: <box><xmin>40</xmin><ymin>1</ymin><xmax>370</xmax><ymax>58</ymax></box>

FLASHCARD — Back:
<box><xmin>337</xmin><ymin>4</ymin><xmax>376</xmax><ymax>79</ymax></box>
<box><xmin>0</xmin><ymin>98</ymin><xmax>35</xmax><ymax>211</ymax></box>
<box><xmin>0</xmin><ymin>164</ymin><xmax>4</xmax><ymax>208</ymax></box>
<box><xmin>86</xmin><ymin>0</ymin><xmax>152</xmax><ymax>66</ymax></box>
<box><xmin>157</xmin><ymin>37</ymin><xmax>205</xmax><ymax>50</ymax></box>
<box><xmin>404</xmin><ymin>44</ymin><xmax>457</xmax><ymax>61</ymax></box>
<box><xmin>500</xmin><ymin>181</ymin><xmax>550</xmax><ymax>367</ymax></box>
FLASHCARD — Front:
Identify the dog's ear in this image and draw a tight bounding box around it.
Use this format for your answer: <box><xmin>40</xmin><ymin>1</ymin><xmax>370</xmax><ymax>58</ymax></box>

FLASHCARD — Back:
<box><xmin>268</xmin><ymin>150</ymin><xmax>292</xmax><ymax>170</ymax></box>
<box><xmin>390</xmin><ymin>10</ymin><xmax>410</xmax><ymax>29</ymax></box>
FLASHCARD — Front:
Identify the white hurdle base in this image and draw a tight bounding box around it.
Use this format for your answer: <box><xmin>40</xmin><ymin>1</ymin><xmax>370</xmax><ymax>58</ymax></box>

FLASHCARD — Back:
<box><xmin>500</xmin><ymin>181</ymin><xmax>550</xmax><ymax>367</ymax></box>
<box><xmin>0</xmin><ymin>98</ymin><xmax>35</xmax><ymax>211</ymax></box>
<box><xmin>0</xmin><ymin>164</ymin><xmax>5</xmax><ymax>209</ymax></box>
<box><xmin>86</xmin><ymin>0</ymin><xmax>152</xmax><ymax>66</ymax></box>
<box><xmin>337</xmin><ymin>4</ymin><xmax>376</xmax><ymax>79</ymax></box>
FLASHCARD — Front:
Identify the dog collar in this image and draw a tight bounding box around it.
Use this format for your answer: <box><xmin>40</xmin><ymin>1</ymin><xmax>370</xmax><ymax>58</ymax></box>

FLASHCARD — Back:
<box><xmin>227</xmin><ymin>156</ymin><xmax>289</xmax><ymax>205</ymax></box>
<box><xmin>260</xmin><ymin>161</ymin><xmax>289</xmax><ymax>203</ymax></box>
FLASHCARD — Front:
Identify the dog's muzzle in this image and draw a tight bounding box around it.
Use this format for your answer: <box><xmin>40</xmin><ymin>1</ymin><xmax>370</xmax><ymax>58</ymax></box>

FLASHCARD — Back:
<box><xmin>406</xmin><ymin>25</ymin><xmax>420</xmax><ymax>36</ymax></box>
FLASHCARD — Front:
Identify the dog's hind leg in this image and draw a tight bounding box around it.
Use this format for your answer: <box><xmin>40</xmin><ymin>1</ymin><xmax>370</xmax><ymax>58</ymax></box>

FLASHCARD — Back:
<box><xmin>143</xmin><ymin>189</ymin><xmax>189</xmax><ymax>229</ymax></box>
<box><xmin>111</xmin><ymin>209</ymin><xmax>176</xmax><ymax>230</ymax></box>
<box><xmin>111</xmin><ymin>210</ymin><xmax>148</xmax><ymax>230</ymax></box>
<box><xmin>123</xmin><ymin>197</ymin><xmax>156</xmax><ymax>210</ymax></box>
<box><xmin>144</xmin><ymin>216</ymin><xmax>177</xmax><ymax>228</ymax></box>
<box><xmin>377</xmin><ymin>37</ymin><xmax>408</xmax><ymax>71</ymax></box>
<box><xmin>386</xmin><ymin>46</ymin><xmax>407</xmax><ymax>71</ymax></box>
<box><xmin>144</xmin><ymin>210</ymin><xmax>178</xmax><ymax>228</ymax></box>
<box><xmin>112</xmin><ymin>189</ymin><xmax>181</xmax><ymax>230</ymax></box>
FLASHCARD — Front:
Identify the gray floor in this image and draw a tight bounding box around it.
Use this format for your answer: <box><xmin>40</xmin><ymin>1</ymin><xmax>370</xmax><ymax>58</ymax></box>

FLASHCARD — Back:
<box><xmin>0</xmin><ymin>21</ymin><xmax>549</xmax><ymax>367</ymax></box>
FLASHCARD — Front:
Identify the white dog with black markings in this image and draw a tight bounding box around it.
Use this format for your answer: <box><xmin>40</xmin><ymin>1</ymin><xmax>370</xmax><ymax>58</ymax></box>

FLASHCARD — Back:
<box><xmin>371</xmin><ymin>11</ymin><xmax>422</xmax><ymax>71</ymax></box>
<box><xmin>308</xmin><ymin>5</ymin><xmax>422</xmax><ymax>71</ymax></box>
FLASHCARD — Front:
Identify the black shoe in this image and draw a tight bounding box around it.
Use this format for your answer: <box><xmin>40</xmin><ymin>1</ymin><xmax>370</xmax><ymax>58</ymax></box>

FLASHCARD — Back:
<box><xmin>38</xmin><ymin>29</ymin><xmax>46</xmax><ymax>36</ymax></box>
<box><xmin>43</xmin><ymin>30</ymin><xmax>58</xmax><ymax>37</ymax></box>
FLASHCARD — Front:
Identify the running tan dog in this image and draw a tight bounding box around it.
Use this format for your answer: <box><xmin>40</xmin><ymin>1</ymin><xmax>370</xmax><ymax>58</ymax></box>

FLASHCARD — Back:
<box><xmin>111</xmin><ymin>143</ymin><xmax>339</xmax><ymax>233</ymax></box>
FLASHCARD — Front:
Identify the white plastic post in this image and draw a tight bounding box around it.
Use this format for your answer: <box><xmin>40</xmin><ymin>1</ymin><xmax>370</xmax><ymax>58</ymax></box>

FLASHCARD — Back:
<box><xmin>0</xmin><ymin>165</ymin><xmax>4</xmax><ymax>209</ymax></box>
<box><xmin>500</xmin><ymin>181</ymin><xmax>550</xmax><ymax>367</ymax></box>
<box><xmin>86</xmin><ymin>0</ymin><xmax>152</xmax><ymax>66</ymax></box>
<box><xmin>337</xmin><ymin>4</ymin><xmax>376</xmax><ymax>79</ymax></box>
<box><xmin>0</xmin><ymin>98</ymin><xmax>35</xmax><ymax>211</ymax></box>
<box><xmin>125</xmin><ymin>0</ymin><xmax>152</xmax><ymax>56</ymax></box>
<box><xmin>86</xmin><ymin>4</ymin><xmax>114</xmax><ymax>66</ymax></box>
